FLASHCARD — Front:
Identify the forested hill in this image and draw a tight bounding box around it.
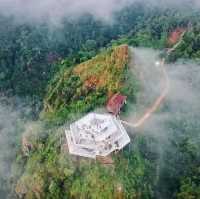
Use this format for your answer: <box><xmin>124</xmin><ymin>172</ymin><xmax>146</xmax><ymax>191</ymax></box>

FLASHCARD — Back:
<box><xmin>0</xmin><ymin>1</ymin><xmax>200</xmax><ymax>199</ymax></box>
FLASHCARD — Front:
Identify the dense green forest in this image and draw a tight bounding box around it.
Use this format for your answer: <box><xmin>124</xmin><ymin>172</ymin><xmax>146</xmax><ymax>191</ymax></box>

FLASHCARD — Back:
<box><xmin>1</xmin><ymin>2</ymin><xmax>198</xmax><ymax>100</ymax></box>
<box><xmin>0</xmin><ymin>1</ymin><xmax>200</xmax><ymax>199</ymax></box>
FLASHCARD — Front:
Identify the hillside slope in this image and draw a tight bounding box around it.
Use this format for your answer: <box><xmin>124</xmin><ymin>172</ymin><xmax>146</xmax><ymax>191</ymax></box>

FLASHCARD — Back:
<box><xmin>14</xmin><ymin>45</ymin><xmax>144</xmax><ymax>199</ymax></box>
<box><xmin>42</xmin><ymin>45</ymin><xmax>137</xmax><ymax>123</ymax></box>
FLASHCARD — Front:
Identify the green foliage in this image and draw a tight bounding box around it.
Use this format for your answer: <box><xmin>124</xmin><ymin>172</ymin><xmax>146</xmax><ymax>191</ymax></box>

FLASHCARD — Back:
<box><xmin>167</xmin><ymin>25</ymin><xmax>200</xmax><ymax>62</ymax></box>
<box><xmin>70</xmin><ymin>165</ymin><xmax>116</xmax><ymax>199</ymax></box>
<box><xmin>114</xmin><ymin>135</ymin><xmax>158</xmax><ymax>199</ymax></box>
<box><xmin>0</xmin><ymin>16</ymin><xmax>115</xmax><ymax>98</ymax></box>
<box><xmin>177</xmin><ymin>176</ymin><xmax>200</xmax><ymax>199</ymax></box>
<box><xmin>42</xmin><ymin>45</ymin><xmax>131</xmax><ymax>124</ymax></box>
<box><xmin>0</xmin><ymin>4</ymin><xmax>198</xmax><ymax>99</ymax></box>
<box><xmin>15</xmin><ymin>127</ymin><xmax>75</xmax><ymax>199</ymax></box>
<box><xmin>120</xmin><ymin>66</ymin><xmax>140</xmax><ymax>103</ymax></box>
<box><xmin>52</xmin><ymin>89</ymin><xmax>107</xmax><ymax>124</ymax></box>
<box><xmin>16</xmin><ymin>124</ymin><xmax>158</xmax><ymax>199</ymax></box>
<box><xmin>2</xmin><ymin>2</ymin><xmax>200</xmax><ymax>199</ymax></box>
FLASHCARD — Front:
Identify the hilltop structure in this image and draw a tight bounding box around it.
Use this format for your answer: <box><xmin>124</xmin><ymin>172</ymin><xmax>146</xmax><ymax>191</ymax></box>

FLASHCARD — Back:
<box><xmin>107</xmin><ymin>93</ymin><xmax>127</xmax><ymax>115</ymax></box>
<box><xmin>65</xmin><ymin>113</ymin><xmax>130</xmax><ymax>159</ymax></box>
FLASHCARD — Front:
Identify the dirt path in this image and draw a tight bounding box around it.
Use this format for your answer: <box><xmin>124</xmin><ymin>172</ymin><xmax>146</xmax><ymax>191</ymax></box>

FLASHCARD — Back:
<box><xmin>121</xmin><ymin>58</ymin><xmax>169</xmax><ymax>128</ymax></box>
<box><xmin>121</xmin><ymin>31</ymin><xmax>185</xmax><ymax>129</ymax></box>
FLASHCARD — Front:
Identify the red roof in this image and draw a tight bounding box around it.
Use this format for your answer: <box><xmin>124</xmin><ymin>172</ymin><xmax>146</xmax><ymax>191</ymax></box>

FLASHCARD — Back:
<box><xmin>106</xmin><ymin>93</ymin><xmax>127</xmax><ymax>115</ymax></box>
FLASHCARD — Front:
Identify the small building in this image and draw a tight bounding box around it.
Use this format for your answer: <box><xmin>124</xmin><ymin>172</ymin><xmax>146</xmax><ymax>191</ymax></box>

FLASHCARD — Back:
<box><xmin>107</xmin><ymin>93</ymin><xmax>127</xmax><ymax>115</ymax></box>
<box><xmin>65</xmin><ymin>113</ymin><xmax>130</xmax><ymax>159</ymax></box>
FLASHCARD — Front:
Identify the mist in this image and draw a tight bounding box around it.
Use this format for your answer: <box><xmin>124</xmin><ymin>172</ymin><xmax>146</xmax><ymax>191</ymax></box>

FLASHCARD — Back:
<box><xmin>0</xmin><ymin>0</ymin><xmax>132</xmax><ymax>24</ymax></box>
<box><xmin>125</xmin><ymin>47</ymin><xmax>200</xmax><ymax>130</ymax></box>
<box><xmin>0</xmin><ymin>0</ymin><xmax>198</xmax><ymax>25</ymax></box>
<box><xmin>0</xmin><ymin>103</ymin><xmax>22</xmax><ymax>197</ymax></box>
<box><xmin>125</xmin><ymin>47</ymin><xmax>200</xmax><ymax>197</ymax></box>
<box><xmin>0</xmin><ymin>0</ymin><xmax>199</xmax><ymax>197</ymax></box>
<box><xmin>140</xmin><ymin>59</ymin><xmax>200</xmax><ymax>142</ymax></box>
<box><xmin>0</xmin><ymin>97</ymin><xmax>37</xmax><ymax>198</ymax></box>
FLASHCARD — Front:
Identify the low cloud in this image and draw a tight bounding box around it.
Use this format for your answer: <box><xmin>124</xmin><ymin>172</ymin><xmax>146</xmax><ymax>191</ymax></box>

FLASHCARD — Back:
<box><xmin>0</xmin><ymin>97</ymin><xmax>34</xmax><ymax>198</ymax></box>
<box><xmin>126</xmin><ymin>48</ymin><xmax>200</xmax><ymax>141</ymax></box>
<box><xmin>126</xmin><ymin>49</ymin><xmax>200</xmax><ymax>199</ymax></box>
<box><xmin>0</xmin><ymin>0</ymin><xmax>132</xmax><ymax>24</ymax></box>
<box><xmin>0</xmin><ymin>0</ymin><xmax>198</xmax><ymax>25</ymax></box>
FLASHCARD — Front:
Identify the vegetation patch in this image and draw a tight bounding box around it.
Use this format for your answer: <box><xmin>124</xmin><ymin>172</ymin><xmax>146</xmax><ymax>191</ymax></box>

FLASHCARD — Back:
<box><xmin>42</xmin><ymin>45</ymin><xmax>138</xmax><ymax>124</ymax></box>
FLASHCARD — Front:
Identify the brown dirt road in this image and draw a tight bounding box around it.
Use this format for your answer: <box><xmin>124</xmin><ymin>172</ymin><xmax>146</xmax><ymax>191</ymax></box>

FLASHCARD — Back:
<box><xmin>121</xmin><ymin>31</ymin><xmax>185</xmax><ymax>129</ymax></box>
<box><xmin>121</xmin><ymin>58</ymin><xmax>169</xmax><ymax>128</ymax></box>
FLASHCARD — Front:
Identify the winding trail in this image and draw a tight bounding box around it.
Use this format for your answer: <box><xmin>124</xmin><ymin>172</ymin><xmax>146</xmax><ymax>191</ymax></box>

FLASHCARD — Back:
<box><xmin>121</xmin><ymin>58</ymin><xmax>169</xmax><ymax>128</ymax></box>
<box><xmin>121</xmin><ymin>31</ymin><xmax>186</xmax><ymax>128</ymax></box>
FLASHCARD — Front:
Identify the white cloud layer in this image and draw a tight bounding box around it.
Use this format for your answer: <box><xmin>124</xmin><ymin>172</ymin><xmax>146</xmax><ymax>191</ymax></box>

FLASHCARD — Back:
<box><xmin>0</xmin><ymin>0</ymin><xmax>198</xmax><ymax>24</ymax></box>
<box><xmin>0</xmin><ymin>0</ymin><xmax>132</xmax><ymax>23</ymax></box>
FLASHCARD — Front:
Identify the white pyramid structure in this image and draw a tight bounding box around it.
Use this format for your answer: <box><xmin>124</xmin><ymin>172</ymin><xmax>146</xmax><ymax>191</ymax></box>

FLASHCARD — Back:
<box><xmin>65</xmin><ymin>113</ymin><xmax>130</xmax><ymax>159</ymax></box>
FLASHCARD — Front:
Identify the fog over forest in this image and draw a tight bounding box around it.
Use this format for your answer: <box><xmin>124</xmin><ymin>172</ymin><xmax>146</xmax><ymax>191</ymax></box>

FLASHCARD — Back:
<box><xmin>0</xmin><ymin>0</ymin><xmax>199</xmax><ymax>24</ymax></box>
<box><xmin>0</xmin><ymin>0</ymin><xmax>200</xmax><ymax>198</ymax></box>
